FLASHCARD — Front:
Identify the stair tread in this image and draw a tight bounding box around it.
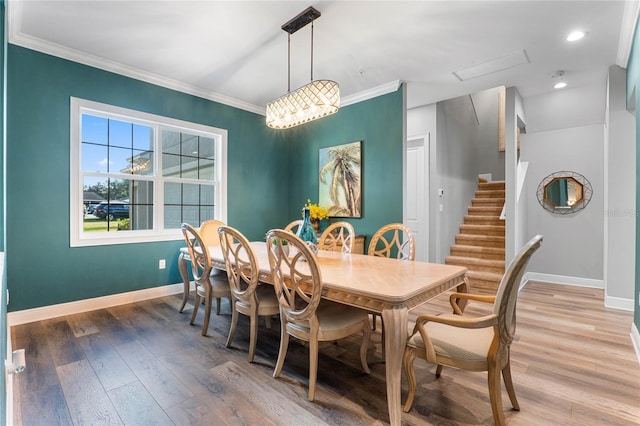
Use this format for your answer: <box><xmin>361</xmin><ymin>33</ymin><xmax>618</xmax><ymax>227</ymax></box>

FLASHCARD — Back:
<box><xmin>456</xmin><ymin>234</ymin><xmax>505</xmax><ymax>242</ymax></box>
<box><xmin>451</xmin><ymin>244</ymin><xmax>505</xmax><ymax>254</ymax></box>
<box><xmin>466</xmin><ymin>270</ymin><xmax>504</xmax><ymax>279</ymax></box>
<box><xmin>460</xmin><ymin>224</ymin><xmax>505</xmax><ymax>230</ymax></box>
<box><xmin>445</xmin><ymin>256</ymin><xmax>505</xmax><ymax>267</ymax></box>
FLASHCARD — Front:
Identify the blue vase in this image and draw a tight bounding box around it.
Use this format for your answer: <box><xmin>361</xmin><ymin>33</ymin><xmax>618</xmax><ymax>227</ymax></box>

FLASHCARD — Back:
<box><xmin>297</xmin><ymin>207</ymin><xmax>317</xmax><ymax>245</ymax></box>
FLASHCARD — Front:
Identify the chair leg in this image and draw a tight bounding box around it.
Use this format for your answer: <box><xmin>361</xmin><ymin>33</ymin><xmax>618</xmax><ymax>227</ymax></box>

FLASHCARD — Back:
<box><xmin>488</xmin><ymin>363</ymin><xmax>506</xmax><ymax>426</ymax></box>
<box><xmin>190</xmin><ymin>293</ymin><xmax>201</xmax><ymax>325</ymax></box>
<box><xmin>308</xmin><ymin>337</ymin><xmax>319</xmax><ymax>401</ymax></box>
<box><xmin>178</xmin><ymin>253</ymin><xmax>190</xmax><ymax>313</ymax></box>
<box><xmin>216</xmin><ymin>297</ymin><xmax>221</xmax><ymax>315</ymax></box>
<box><xmin>402</xmin><ymin>347</ymin><xmax>417</xmax><ymax>412</ymax></box>
<box><xmin>273</xmin><ymin>323</ymin><xmax>289</xmax><ymax>378</ymax></box>
<box><xmin>435</xmin><ymin>364</ymin><xmax>443</xmax><ymax>377</ymax></box>
<box><xmin>226</xmin><ymin>301</ymin><xmax>239</xmax><ymax>348</ymax></box>
<box><xmin>371</xmin><ymin>313</ymin><xmax>377</xmax><ymax>330</ymax></box>
<box><xmin>248</xmin><ymin>306</ymin><xmax>258</xmax><ymax>363</ymax></box>
<box><xmin>201</xmin><ymin>294</ymin><xmax>212</xmax><ymax>336</ymax></box>
<box><xmin>502</xmin><ymin>360</ymin><xmax>520</xmax><ymax>410</ymax></box>
<box><xmin>360</xmin><ymin>321</ymin><xmax>371</xmax><ymax>374</ymax></box>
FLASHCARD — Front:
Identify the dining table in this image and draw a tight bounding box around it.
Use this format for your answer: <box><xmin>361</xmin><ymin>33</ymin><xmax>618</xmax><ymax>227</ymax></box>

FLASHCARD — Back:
<box><xmin>178</xmin><ymin>241</ymin><xmax>467</xmax><ymax>425</ymax></box>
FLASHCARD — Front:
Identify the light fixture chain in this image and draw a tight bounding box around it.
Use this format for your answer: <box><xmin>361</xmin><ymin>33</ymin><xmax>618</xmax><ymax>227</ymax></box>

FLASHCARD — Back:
<box><xmin>287</xmin><ymin>33</ymin><xmax>291</xmax><ymax>93</ymax></box>
<box><xmin>310</xmin><ymin>20</ymin><xmax>314</xmax><ymax>81</ymax></box>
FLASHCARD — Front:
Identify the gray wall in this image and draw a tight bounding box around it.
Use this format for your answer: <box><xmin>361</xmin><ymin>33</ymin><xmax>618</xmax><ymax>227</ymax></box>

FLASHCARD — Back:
<box><xmin>436</xmin><ymin>95</ymin><xmax>479</xmax><ymax>263</ymax></box>
<box><xmin>605</xmin><ymin>65</ymin><xmax>636</xmax><ymax>302</ymax></box>
<box><xmin>407</xmin><ymin>103</ymin><xmax>437</xmax><ymax>261</ymax></box>
<box><xmin>520</xmin><ymin>124</ymin><xmax>604</xmax><ymax>281</ymax></box>
<box><xmin>472</xmin><ymin>87</ymin><xmax>505</xmax><ymax>181</ymax></box>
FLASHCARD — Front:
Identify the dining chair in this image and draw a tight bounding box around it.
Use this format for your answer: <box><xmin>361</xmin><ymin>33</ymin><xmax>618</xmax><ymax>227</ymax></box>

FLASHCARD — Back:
<box><xmin>402</xmin><ymin>235</ymin><xmax>543</xmax><ymax>426</ymax></box>
<box><xmin>368</xmin><ymin>223</ymin><xmax>416</xmax><ymax>331</ymax></box>
<box><xmin>266</xmin><ymin>229</ymin><xmax>371</xmax><ymax>401</ymax></box>
<box><xmin>284</xmin><ymin>219</ymin><xmax>303</xmax><ymax>234</ymax></box>
<box><xmin>179</xmin><ymin>219</ymin><xmax>228</xmax><ymax>313</ymax></box>
<box><xmin>218</xmin><ymin>225</ymin><xmax>280</xmax><ymax>363</ymax></box>
<box><xmin>317</xmin><ymin>221</ymin><xmax>355</xmax><ymax>253</ymax></box>
<box><xmin>181</xmin><ymin>223</ymin><xmax>232</xmax><ymax>336</ymax></box>
<box><xmin>368</xmin><ymin>223</ymin><xmax>416</xmax><ymax>260</ymax></box>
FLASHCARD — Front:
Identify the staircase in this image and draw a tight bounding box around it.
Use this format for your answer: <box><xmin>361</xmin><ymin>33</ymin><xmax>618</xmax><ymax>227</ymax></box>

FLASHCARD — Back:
<box><xmin>445</xmin><ymin>180</ymin><xmax>505</xmax><ymax>293</ymax></box>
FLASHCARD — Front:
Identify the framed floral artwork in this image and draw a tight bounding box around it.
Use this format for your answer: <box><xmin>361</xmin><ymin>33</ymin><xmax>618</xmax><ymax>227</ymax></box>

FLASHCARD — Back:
<box><xmin>319</xmin><ymin>141</ymin><xmax>361</xmax><ymax>217</ymax></box>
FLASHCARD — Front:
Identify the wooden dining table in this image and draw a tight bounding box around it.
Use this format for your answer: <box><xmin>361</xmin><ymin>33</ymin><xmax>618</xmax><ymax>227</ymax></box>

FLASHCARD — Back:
<box><xmin>179</xmin><ymin>241</ymin><xmax>467</xmax><ymax>425</ymax></box>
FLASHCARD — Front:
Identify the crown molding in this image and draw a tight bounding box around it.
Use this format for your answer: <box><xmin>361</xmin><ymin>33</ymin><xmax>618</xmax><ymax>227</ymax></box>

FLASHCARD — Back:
<box><xmin>617</xmin><ymin>0</ymin><xmax>640</xmax><ymax>67</ymax></box>
<box><xmin>7</xmin><ymin>2</ymin><xmax>400</xmax><ymax>117</ymax></box>
<box><xmin>341</xmin><ymin>80</ymin><xmax>402</xmax><ymax>107</ymax></box>
<box><xmin>7</xmin><ymin>1</ymin><xmax>266</xmax><ymax>116</ymax></box>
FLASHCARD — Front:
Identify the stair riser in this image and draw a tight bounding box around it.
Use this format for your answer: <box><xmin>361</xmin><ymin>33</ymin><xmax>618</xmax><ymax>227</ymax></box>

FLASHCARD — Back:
<box><xmin>450</xmin><ymin>249</ymin><xmax>505</xmax><ymax>260</ymax></box>
<box><xmin>455</xmin><ymin>236</ymin><xmax>505</xmax><ymax>248</ymax></box>
<box><xmin>467</xmin><ymin>278</ymin><xmax>500</xmax><ymax>293</ymax></box>
<box><xmin>478</xmin><ymin>182</ymin><xmax>505</xmax><ymax>191</ymax></box>
<box><xmin>464</xmin><ymin>217</ymin><xmax>505</xmax><ymax>226</ymax></box>
<box><xmin>460</xmin><ymin>226</ymin><xmax>505</xmax><ymax>236</ymax></box>
<box><xmin>471</xmin><ymin>199</ymin><xmax>505</xmax><ymax>207</ymax></box>
<box><xmin>446</xmin><ymin>261</ymin><xmax>504</xmax><ymax>274</ymax></box>
<box><xmin>475</xmin><ymin>190</ymin><xmax>506</xmax><ymax>198</ymax></box>
<box><xmin>467</xmin><ymin>207</ymin><xmax>503</xmax><ymax>216</ymax></box>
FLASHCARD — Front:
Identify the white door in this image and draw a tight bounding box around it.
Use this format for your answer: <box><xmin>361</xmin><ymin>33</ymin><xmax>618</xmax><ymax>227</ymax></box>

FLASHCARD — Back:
<box><xmin>405</xmin><ymin>135</ymin><xmax>428</xmax><ymax>261</ymax></box>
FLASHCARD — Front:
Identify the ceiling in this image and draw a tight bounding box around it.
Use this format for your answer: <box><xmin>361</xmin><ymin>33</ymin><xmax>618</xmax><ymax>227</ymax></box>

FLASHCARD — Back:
<box><xmin>7</xmin><ymin>1</ymin><xmax>631</xmax><ymax>114</ymax></box>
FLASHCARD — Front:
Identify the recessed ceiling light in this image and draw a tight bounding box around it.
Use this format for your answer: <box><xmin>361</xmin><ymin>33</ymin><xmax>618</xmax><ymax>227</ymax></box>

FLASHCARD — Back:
<box><xmin>554</xmin><ymin>81</ymin><xmax>567</xmax><ymax>89</ymax></box>
<box><xmin>567</xmin><ymin>31</ymin><xmax>585</xmax><ymax>42</ymax></box>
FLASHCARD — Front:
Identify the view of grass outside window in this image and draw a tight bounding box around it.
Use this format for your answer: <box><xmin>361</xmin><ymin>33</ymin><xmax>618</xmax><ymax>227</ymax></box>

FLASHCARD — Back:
<box><xmin>78</xmin><ymin>101</ymin><xmax>220</xmax><ymax>240</ymax></box>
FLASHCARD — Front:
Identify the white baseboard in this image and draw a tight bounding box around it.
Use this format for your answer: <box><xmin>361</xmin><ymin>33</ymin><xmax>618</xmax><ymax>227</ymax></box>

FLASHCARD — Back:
<box><xmin>632</xmin><ymin>323</ymin><xmax>640</xmax><ymax>365</ymax></box>
<box><xmin>523</xmin><ymin>272</ymin><xmax>634</xmax><ymax>311</ymax></box>
<box><xmin>605</xmin><ymin>294</ymin><xmax>635</xmax><ymax>311</ymax></box>
<box><xmin>524</xmin><ymin>272</ymin><xmax>604</xmax><ymax>288</ymax></box>
<box><xmin>7</xmin><ymin>283</ymin><xmax>184</xmax><ymax>326</ymax></box>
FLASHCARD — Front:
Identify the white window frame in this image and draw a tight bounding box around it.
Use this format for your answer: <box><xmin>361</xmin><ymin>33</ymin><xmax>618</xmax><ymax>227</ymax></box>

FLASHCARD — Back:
<box><xmin>70</xmin><ymin>97</ymin><xmax>227</xmax><ymax>247</ymax></box>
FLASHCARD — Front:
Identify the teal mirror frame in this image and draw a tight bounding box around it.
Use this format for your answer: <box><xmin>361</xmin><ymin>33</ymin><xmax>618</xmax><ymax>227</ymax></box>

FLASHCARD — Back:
<box><xmin>536</xmin><ymin>171</ymin><xmax>593</xmax><ymax>215</ymax></box>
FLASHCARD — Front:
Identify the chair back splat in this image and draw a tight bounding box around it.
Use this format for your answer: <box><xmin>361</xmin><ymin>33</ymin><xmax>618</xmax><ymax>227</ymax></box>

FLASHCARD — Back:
<box><xmin>368</xmin><ymin>223</ymin><xmax>415</xmax><ymax>260</ymax></box>
<box><xmin>318</xmin><ymin>221</ymin><xmax>355</xmax><ymax>253</ymax></box>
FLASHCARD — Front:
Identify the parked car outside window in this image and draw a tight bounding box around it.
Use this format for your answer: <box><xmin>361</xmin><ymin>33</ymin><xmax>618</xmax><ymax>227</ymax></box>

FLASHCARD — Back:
<box><xmin>94</xmin><ymin>202</ymin><xmax>129</xmax><ymax>221</ymax></box>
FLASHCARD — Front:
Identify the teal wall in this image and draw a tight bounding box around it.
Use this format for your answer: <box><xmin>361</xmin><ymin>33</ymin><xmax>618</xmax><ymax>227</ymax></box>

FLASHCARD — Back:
<box><xmin>5</xmin><ymin>46</ymin><xmax>404</xmax><ymax>313</ymax></box>
<box><xmin>287</xmin><ymin>88</ymin><xmax>404</xmax><ymax>245</ymax></box>
<box><xmin>627</xmin><ymin>20</ymin><xmax>640</xmax><ymax>331</ymax></box>
<box><xmin>6</xmin><ymin>46</ymin><xmax>288</xmax><ymax>311</ymax></box>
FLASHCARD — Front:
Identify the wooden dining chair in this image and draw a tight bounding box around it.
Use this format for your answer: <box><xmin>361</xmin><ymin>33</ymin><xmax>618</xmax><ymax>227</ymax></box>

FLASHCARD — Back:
<box><xmin>402</xmin><ymin>235</ymin><xmax>543</xmax><ymax>425</ymax></box>
<box><xmin>317</xmin><ymin>221</ymin><xmax>354</xmax><ymax>253</ymax></box>
<box><xmin>284</xmin><ymin>219</ymin><xmax>303</xmax><ymax>234</ymax></box>
<box><xmin>218</xmin><ymin>225</ymin><xmax>280</xmax><ymax>363</ymax></box>
<box><xmin>266</xmin><ymin>229</ymin><xmax>371</xmax><ymax>401</ymax></box>
<box><xmin>181</xmin><ymin>223</ymin><xmax>231</xmax><ymax>336</ymax></box>
<box><xmin>368</xmin><ymin>223</ymin><xmax>416</xmax><ymax>260</ymax></box>
<box><xmin>179</xmin><ymin>219</ymin><xmax>228</xmax><ymax>313</ymax></box>
<box><xmin>368</xmin><ymin>223</ymin><xmax>416</xmax><ymax>331</ymax></box>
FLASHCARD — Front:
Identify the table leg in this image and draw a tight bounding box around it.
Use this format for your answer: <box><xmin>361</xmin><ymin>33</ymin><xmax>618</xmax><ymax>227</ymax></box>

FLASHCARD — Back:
<box><xmin>382</xmin><ymin>306</ymin><xmax>408</xmax><ymax>426</ymax></box>
<box><xmin>178</xmin><ymin>252</ymin><xmax>191</xmax><ymax>313</ymax></box>
<box><xmin>455</xmin><ymin>276</ymin><xmax>471</xmax><ymax>313</ymax></box>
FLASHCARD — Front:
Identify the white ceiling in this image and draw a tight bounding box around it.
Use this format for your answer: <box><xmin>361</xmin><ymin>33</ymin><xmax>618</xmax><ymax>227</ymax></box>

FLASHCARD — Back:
<box><xmin>7</xmin><ymin>1</ymin><xmax>631</xmax><ymax>114</ymax></box>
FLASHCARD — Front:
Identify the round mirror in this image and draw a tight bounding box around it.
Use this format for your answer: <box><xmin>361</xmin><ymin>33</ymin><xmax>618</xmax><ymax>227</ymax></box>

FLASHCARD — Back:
<box><xmin>537</xmin><ymin>171</ymin><xmax>592</xmax><ymax>214</ymax></box>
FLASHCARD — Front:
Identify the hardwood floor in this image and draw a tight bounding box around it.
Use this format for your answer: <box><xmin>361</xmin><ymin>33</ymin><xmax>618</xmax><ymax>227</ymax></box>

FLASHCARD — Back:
<box><xmin>11</xmin><ymin>281</ymin><xmax>640</xmax><ymax>425</ymax></box>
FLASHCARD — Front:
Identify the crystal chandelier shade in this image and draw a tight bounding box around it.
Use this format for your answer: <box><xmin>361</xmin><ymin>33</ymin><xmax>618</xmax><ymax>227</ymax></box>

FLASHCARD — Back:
<box><xmin>266</xmin><ymin>6</ymin><xmax>340</xmax><ymax>130</ymax></box>
<box><xmin>266</xmin><ymin>80</ymin><xmax>339</xmax><ymax>129</ymax></box>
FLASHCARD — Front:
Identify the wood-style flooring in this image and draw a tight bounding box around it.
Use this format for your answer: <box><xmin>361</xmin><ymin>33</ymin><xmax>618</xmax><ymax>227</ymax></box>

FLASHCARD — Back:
<box><xmin>10</xmin><ymin>281</ymin><xmax>640</xmax><ymax>425</ymax></box>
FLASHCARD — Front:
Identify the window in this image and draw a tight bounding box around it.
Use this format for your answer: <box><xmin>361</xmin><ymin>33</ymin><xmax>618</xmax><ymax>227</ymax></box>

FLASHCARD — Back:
<box><xmin>70</xmin><ymin>98</ymin><xmax>227</xmax><ymax>247</ymax></box>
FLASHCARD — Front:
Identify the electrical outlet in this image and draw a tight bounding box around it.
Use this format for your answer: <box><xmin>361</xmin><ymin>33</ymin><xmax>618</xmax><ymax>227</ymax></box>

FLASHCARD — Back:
<box><xmin>159</xmin><ymin>259</ymin><xmax>166</xmax><ymax>269</ymax></box>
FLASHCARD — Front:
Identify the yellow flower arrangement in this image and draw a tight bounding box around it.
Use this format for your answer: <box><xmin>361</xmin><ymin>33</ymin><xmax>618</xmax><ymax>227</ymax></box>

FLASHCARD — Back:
<box><xmin>303</xmin><ymin>199</ymin><xmax>329</xmax><ymax>221</ymax></box>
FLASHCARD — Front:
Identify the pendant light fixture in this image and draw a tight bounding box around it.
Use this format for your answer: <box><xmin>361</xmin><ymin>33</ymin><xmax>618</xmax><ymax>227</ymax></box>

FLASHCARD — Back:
<box><xmin>266</xmin><ymin>6</ymin><xmax>340</xmax><ymax>129</ymax></box>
